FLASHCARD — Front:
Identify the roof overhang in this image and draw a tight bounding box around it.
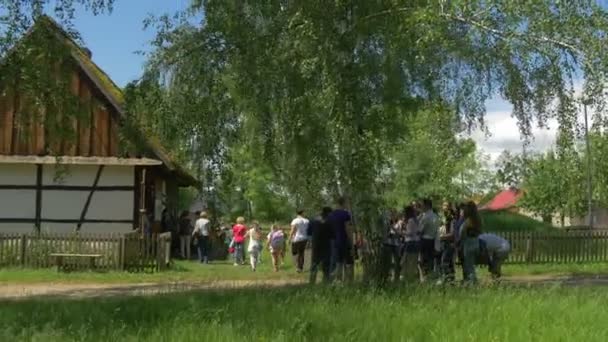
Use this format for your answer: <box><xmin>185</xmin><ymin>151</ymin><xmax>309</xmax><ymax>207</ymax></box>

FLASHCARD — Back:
<box><xmin>0</xmin><ymin>155</ymin><xmax>163</xmax><ymax>166</ymax></box>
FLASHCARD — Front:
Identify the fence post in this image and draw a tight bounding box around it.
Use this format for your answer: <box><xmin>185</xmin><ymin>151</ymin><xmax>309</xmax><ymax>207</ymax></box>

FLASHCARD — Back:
<box><xmin>119</xmin><ymin>235</ymin><xmax>126</xmax><ymax>271</ymax></box>
<box><xmin>20</xmin><ymin>234</ymin><xmax>27</xmax><ymax>267</ymax></box>
<box><xmin>525</xmin><ymin>233</ymin><xmax>533</xmax><ymax>263</ymax></box>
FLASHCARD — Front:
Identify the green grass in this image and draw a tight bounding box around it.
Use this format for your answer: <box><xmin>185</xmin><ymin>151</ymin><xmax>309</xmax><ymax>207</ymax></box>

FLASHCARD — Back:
<box><xmin>481</xmin><ymin>210</ymin><xmax>554</xmax><ymax>232</ymax></box>
<box><xmin>2</xmin><ymin>285</ymin><xmax>608</xmax><ymax>341</ymax></box>
<box><xmin>4</xmin><ymin>255</ymin><xmax>608</xmax><ymax>285</ymax></box>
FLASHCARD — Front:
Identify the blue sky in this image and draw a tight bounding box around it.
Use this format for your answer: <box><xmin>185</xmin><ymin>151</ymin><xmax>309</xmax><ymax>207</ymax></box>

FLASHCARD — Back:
<box><xmin>70</xmin><ymin>0</ymin><xmax>191</xmax><ymax>87</ymax></box>
<box><xmin>65</xmin><ymin>1</ymin><xmax>561</xmax><ymax>162</ymax></box>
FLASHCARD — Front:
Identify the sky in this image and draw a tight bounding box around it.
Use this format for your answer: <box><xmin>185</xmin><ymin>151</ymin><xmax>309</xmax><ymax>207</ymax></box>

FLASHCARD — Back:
<box><xmin>65</xmin><ymin>1</ymin><xmax>567</xmax><ymax>163</ymax></box>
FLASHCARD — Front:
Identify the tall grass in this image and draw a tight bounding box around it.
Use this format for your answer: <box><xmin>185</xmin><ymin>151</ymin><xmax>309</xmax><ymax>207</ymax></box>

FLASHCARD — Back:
<box><xmin>2</xmin><ymin>285</ymin><xmax>608</xmax><ymax>341</ymax></box>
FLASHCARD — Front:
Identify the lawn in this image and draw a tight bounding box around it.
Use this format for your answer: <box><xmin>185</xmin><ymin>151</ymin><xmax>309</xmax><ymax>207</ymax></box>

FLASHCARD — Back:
<box><xmin>3</xmin><ymin>255</ymin><xmax>608</xmax><ymax>285</ymax></box>
<box><xmin>2</xmin><ymin>284</ymin><xmax>608</xmax><ymax>341</ymax></box>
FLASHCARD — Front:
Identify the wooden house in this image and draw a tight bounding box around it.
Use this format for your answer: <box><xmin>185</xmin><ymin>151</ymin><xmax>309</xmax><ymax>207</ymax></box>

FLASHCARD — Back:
<box><xmin>0</xmin><ymin>16</ymin><xmax>197</xmax><ymax>234</ymax></box>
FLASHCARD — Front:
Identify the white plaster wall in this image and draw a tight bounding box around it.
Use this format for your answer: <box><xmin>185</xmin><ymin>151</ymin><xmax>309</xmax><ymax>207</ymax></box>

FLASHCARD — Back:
<box><xmin>0</xmin><ymin>164</ymin><xmax>36</xmax><ymax>185</ymax></box>
<box><xmin>43</xmin><ymin>165</ymin><xmax>134</xmax><ymax>187</ymax></box>
<box><xmin>0</xmin><ymin>190</ymin><xmax>36</xmax><ymax>218</ymax></box>
<box><xmin>0</xmin><ymin>223</ymin><xmax>37</xmax><ymax>234</ymax></box>
<box><xmin>38</xmin><ymin>222</ymin><xmax>133</xmax><ymax>234</ymax></box>
<box><xmin>86</xmin><ymin>191</ymin><xmax>133</xmax><ymax>221</ymax></box>
<box><xmin>41</xmin><ymin>190</ymin><xmax>133</xmax><ymax>221</ymax></box>
<box><xmin>41</xmin><ymin>190</ymin><xmax>88</xmax><ymax>220</ymax></box>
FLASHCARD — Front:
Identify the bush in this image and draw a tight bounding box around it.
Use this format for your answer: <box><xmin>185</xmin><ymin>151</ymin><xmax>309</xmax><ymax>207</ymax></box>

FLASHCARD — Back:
<box><xmin>481</xmin><ymin>210</ymin><xmax>554</xmax><ymax>232</ymax></box>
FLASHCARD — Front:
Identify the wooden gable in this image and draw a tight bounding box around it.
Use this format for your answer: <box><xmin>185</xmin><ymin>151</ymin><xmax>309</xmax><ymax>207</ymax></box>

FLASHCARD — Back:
<box><xmin>0</xmin><ymin>70</ymin><xmax>121</xmax><ymax>157</ymax></box>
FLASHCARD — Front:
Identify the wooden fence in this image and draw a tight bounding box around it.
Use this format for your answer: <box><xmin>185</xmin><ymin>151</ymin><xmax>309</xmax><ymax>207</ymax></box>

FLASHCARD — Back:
<box><xmin>0</xmin><ymin>232</ymin><xmax>172</xmax><ymax>272</ymax></box>
<box><xmin>493</xmin><ymin>230</ymin><xmax>608</xmax><ymax>264</ymax></box>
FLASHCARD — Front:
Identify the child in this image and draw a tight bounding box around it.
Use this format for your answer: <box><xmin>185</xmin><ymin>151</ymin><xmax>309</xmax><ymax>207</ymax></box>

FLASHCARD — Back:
<box><xmin>267</xmin><ymin>224</ymin><xmax>286</xmax><ymax>272</ymax></box>
<box><xmin>246</xmin><ymin>223</ymin><xmax>263</xmax><ymax>271</ymax></box>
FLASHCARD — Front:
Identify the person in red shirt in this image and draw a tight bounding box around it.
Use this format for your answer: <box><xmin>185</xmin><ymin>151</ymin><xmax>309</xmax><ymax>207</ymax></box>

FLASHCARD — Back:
<box><xmin>232</xmin><ymin>217</ymin><xmax>248</xmax><ymax>266</ymax></box>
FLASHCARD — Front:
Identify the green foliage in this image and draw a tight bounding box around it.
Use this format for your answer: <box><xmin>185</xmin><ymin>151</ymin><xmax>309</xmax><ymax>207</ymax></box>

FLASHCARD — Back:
<box><xmin>495</xmin><ymin>150</ymin><xmax>529</xmax><ymax>187</ymax></box>
<box><xmin>520</xmin><ymin>150</ymin><xmax>586</xmax><ymax>222</ymax></box>
<box><xmin>137</xmin><ymin>1</ymin><xmax>608</xmax><ymax>282</ymax></box>
<box><xmin>480</xmin><ymin>210</ymin><xmax>554</xmax><ymax>232</ymax></box>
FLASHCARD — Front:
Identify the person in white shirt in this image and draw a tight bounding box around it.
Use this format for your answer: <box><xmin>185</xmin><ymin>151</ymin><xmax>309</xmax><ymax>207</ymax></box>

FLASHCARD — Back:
<box><xmin>479</xmin><ymin>233</ymin><xmax>511</xmax><ymax>279</ymax></box>
<box><xmin>246</xmin><ymin>224</ymin><xmax>263</xmax><ymax>271</ymax></box>
<box><xmin>290</xmin><ymin>209</ymin><xmax>310</xmax><ymax>273</ymax></box>
<box><xmin>192</xmin><ymin>211</ymin><xmax>211</xmax><ymax>264</ymax></box>
<box><xmin>418</xmin><ymin>199</ymin><xmax>440</xmax><ymax>282</ymax></box>
<box><xmin>401</xmin><ymin>205</ymin><xmax>421</xmax><ymax>282</ymax></box>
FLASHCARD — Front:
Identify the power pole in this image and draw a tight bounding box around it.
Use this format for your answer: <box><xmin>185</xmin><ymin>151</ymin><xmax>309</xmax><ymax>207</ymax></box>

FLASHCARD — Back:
<box><xmin>583</xmin><ymin>100</ymin><xmax>594</xmax><ymax>229</ymax></box>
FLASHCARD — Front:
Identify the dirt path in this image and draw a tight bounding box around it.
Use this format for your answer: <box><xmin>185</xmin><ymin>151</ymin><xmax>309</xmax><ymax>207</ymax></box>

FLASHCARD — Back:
<box><xmin>3</xmin><ymin>274</ymin><xmax>608</xmax><ymax>300</ymax></box>
<box><xmin>0</xmin><ymin>279</ymin><xmax>305</xmax><ymax>300</ymax></box>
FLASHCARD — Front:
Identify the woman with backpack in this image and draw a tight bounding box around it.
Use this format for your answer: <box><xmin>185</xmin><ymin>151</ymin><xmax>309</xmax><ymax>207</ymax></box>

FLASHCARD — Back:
<box><xmin>267</xmin><ymin>224</ymin><xmax>286</xmax><ymax>272</ymax></box>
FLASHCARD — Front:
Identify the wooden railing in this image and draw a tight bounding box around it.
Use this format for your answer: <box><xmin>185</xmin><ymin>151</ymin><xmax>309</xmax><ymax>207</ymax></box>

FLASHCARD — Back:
<box><xmin>490</xmin><ymin>230</ymin><xmax>608</xmax><ymax>264</ymax></box>
<box><xmin>0</xmin><ymin>232</ymin><xmax>172</xmax><ymax>272</ymax></box>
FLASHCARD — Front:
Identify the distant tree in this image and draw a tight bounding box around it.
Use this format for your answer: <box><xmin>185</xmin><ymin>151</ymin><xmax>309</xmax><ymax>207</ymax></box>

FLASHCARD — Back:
<box><xmin>495</xmin><ymin>150</ymin><xmax>529</xmax><ymax>188</ymax></box>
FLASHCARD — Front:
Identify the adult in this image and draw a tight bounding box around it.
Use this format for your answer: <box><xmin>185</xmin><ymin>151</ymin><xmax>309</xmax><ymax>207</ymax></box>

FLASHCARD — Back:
<box><xmin>328</xmin><ymin>197</ymin><xmax>354</xmax><ymax>282</ymax></box>
<box><xmin>419</xmin><ymin>198</ymin><xmax>440</xmax><ymax>282</ymax></box>
<box><xmin>290</xmin><ymin>209</ymin><xmax>310</xmax><ymax>273</ymax></box>
<box><xmin>178</xmin><ymin>211</ymin><xmax>192</xmax><ymax>260</ymax></box>
<box><xmin>267</xmin><ymin>224</ymin><xmax>286</xmax><ymax>272</ymax></box>
<box><xmin>479</xmin><ymin>233</ymin><xmax>510</xmax><ymax>279</ymax></box>
<box><xmin>232</xmin><ymin>217</ymin><xmax>248</xmax><ymax>266</ymax></box>
<box><xmin>401</xmin><ymin>205</ymin><xmax>421</xmax><ymax>282</ymax></box>
<box><xmin>439</xmin><ymin>202</ymin><xmax>457</xmax><ymax>284</ymax></box>
<box><xmin>193</xmin><ymin>211</ymin><xmax>211</xmax><ymax>264</ymax></box>
<box><xmin>309</xmin><ymin>207</ymin><xmax>334</xmax><ymax>284</ymax></box>
<box><xmin>160</xmin><ymin>208</ymin><xmax>170</xmax><ymax>233</ymax></box>
<box><xmin>460</xmin><ymin>201</ymin><xmax>482</xmax><ymax>283</ymax></box>
<box><xmin>246</xmin><ymin>223</ymin><xmax>263</xmax><ymax>271</ymax></box>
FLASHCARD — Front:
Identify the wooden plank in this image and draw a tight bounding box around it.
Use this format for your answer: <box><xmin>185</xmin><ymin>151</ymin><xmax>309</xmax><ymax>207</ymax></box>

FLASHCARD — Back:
<box><xmin>0</xmin><ymin>87</ymin><xmax>15</xmax><ymax>154</ymax></box>
<box><xmin>66</xmin><ymin>72</ymin><xmax>80</xmax><ymax>156</ymax></box>
<box><xmin>109</xmin><ymin>116</ymin><xmax>119</xmax><ymax>156</ymax></box>
<box><xmin>96</xmin><ymin>104</ymin><xmax>109</xmax><ymax>156</ymax></box>
<box><xmin>76</xmin><ymin>165</ymin><xmax>104</xmax><ymax>231</ymax></box>
<box><xmin>78</xmin><ymin>82</ymin><xmax>92</xmax><ymax>157</ymax></box>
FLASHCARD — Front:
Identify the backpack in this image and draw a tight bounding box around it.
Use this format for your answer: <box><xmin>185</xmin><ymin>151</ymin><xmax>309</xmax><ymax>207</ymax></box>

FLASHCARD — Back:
<box><xmin>270</xmin><ymin>231</ymin><xmax>285</xmax><ymax>249</ymax></box>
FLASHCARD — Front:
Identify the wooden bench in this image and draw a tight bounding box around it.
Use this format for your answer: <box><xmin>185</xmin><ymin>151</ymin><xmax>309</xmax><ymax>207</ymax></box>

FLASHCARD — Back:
<box><xmin>50</xmin><ymin>253</ymin><xmax>102</xmax><ymax>272</ymax></box>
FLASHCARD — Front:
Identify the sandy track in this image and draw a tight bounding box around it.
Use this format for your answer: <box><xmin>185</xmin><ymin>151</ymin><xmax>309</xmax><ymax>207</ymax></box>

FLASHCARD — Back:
<box><xmin>0</xmin><ymin>279</ymin><xmax>305</xmax><ymax>300</ymax></box>
<box><xmin>2</xmin><ymin>275</ymin><xmax>608</xmax><ymax>300</ymax></box>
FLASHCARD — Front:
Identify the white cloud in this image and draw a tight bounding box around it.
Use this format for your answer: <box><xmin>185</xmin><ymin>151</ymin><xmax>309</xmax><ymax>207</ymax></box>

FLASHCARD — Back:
<box><xmin>469</xmin><ymin>110</ymin><xmax>558</xmax><ymax>162</ymax></box>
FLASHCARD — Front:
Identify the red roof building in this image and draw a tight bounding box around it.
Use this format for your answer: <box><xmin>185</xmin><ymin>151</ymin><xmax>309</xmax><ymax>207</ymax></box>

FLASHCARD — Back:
<box><xmin>481</xmin><ymin>187</ymin><xmax>522</xmax><ymax>211</ymax></box>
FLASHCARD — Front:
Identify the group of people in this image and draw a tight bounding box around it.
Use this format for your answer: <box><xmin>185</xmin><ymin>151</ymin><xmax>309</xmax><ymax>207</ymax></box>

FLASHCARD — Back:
<box><xmin>173</xmin><ymin>196</ymin><xmax>511</xmax><ymax>285</ymax></box>
<box><xmin>384</xmin><ymin>199</ymin><xmax>511</xmax><ymax>284</ymax></box>
<box><xmin>225</xmin><ymin>197</ymin><xmax>355</xmax><ymax>284</ymax></box>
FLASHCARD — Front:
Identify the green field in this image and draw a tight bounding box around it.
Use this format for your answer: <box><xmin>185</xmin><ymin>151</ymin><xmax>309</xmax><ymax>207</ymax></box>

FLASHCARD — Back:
<box><xmin>2</xmin><ymin>284</ymin><xmax>608</xmax><ymax>341</ymax></box>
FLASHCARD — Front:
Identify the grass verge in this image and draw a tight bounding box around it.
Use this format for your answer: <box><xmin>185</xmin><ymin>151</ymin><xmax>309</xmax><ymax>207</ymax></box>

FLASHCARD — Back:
<box><xmin>2</xmin><ymin>285</ymin><xmax>608</xmax><ymax>341</ymax></box>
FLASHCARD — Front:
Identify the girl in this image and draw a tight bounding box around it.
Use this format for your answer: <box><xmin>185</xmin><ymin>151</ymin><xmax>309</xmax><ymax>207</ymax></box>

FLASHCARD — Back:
<box><xmin>267</xmin><ymin>224</ymin><xmax>286</xmax><ymax>272</ymax></box>
<box><xmin>460</xmin><ymin>201</ymin><xmax>482</xmax><ymax>283</ymax></box>
<box><xmin>232</xmin><ymin>217</ymin><xmax>248</xmax><ymax>266</ymax></box>
<box><xmin>246</xmin><ymin>222</ymin><xmax>263</xmax><ymax>271</ymax></box>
